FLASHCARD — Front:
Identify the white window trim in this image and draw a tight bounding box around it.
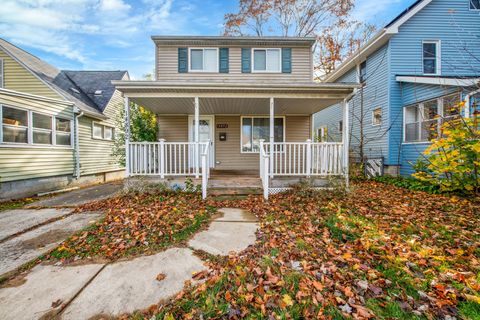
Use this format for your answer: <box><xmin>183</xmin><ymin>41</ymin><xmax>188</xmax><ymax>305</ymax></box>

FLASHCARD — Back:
<box><xmin>92</xmin><ymin>121</ymin><xmax>115</xmax><ymax>141</ymax></box>
<box><xmin>0</xmin><ymin>104</ymin><xmax>73</xmax><ymax>148</ymax></box>
<box><xmin>402</xmin><ymin>93</ymin><xmax>461</xmax><ymax>144</ymax></box>
<box><xmin>372</xmin><ymin>108</ymin><xmax>382</xmax><ymax>126</ymax></box>
<box><xmin>188</xmin><ymin>47</ymin><xmax>219</xmax><ymax>73</ymax></box>
<box><xmin>251</xmin><ymin>48</ymin><xmax>282</xmax><ymax>74</ymax></box>
<box><xmin>422</xmin><ymin>40</ymin><xmax>441</xmax><ymax>76</ymax></box>
<box><xmin>470</xmin><ymin>0</ymin><xmax>480</xmax><ymax>10</ymax></box>
<box><xmin>0</xmin><ymin>58</ymin><xmax>4</xmax><ymax>88</ymax></box>
<box><xmin>240</xmin><ymin>115</ymin><xmax>286</xmax><ymax>154</ymax></box>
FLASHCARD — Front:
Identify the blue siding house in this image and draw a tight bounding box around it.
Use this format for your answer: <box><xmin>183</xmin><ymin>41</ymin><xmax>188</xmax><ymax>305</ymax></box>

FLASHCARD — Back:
<box><xmin>314</xmin><ymin>0</ymin><xmax>480</xmax><ymax>176</ymax></box>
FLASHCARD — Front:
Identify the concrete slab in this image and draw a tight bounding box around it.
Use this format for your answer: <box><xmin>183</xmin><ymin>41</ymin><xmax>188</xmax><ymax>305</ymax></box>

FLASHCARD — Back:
<box><xmin>189</xmin><ymin>208</ymin><xmax>258</xmax><ymax>256</ymax></box>
<box><xmin>214</xmin><ymin>208</ymin><xmax>258</xmax><ymax>222</ymax></box>
<box><xmin>27</xmin><ymin>182</ymin><xmax>123</xmax><ymax>208</ymax></box>
<box><xmin>61</xmin><ymin>248</ymin><xmax>206</xmax><ymax>319</ymax></box>
<box><xmin>0</xmin><ymin>264</ymin><xmax>104</xmax><ymax>320</ymax></box>
<box><xmin>0</xmin><ymin>212</ymin><xmax>102</xmax><ymax>276</ymax></box>
<box><xmin>0</xmin><ymin>208</ymin><xmax>72</xmax><ymax>242</ymax></box>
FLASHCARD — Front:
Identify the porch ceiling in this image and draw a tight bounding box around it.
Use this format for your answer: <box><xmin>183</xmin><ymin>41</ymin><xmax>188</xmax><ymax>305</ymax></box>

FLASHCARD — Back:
<box><xmin>114</xmin><ymin>81</ymin><xmax>358</xmax><ymax>115</ymax></box>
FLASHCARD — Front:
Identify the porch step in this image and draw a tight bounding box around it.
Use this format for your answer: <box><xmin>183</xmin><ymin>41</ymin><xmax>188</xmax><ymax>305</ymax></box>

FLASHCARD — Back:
<box><xmin>207</xmin><ymin>176</ymin><xmax>263</xmax><ymax>196</ymax></box>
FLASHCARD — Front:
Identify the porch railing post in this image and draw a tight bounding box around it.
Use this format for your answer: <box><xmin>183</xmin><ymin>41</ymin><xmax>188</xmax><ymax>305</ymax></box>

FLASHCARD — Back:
<box><xmin>159</xmin><ymin>139</ymin><xmax>165</xmax><ymax>179</ymax></box>
<box><xmin>124</xmin><ymin>96</ymin><xmax>130</xmax><ymax>177</ymax></box>
<box><xmin>306</xmin><ymin>139</ymin><xmax>312</xmax><ymax>176</ymax></box>
<box><xmin>269</xmin><ymin>97</ymin><xmax>274</xmax><ymax>178</ymax></box>
<box><xmin>263</xmin><ymin>155</ymin><xmax>269</xmax><ymax>200</ymax></box>
<box><xmin>194</xmin><ymin>97</ymin><xmax>200</xmax><ymax>179</ymax></box>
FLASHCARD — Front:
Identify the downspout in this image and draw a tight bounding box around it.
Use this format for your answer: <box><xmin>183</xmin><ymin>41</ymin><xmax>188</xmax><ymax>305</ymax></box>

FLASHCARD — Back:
<box><xmin>74</xmin><ymin>109</ymin><xmax>84</xmax><ymax>179</ymax></box>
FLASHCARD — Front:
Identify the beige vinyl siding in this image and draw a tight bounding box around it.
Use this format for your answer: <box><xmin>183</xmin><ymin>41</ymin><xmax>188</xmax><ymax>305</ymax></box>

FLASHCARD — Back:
<box><xmin>157</xmin><ymin>116</ymin><xmax>189</xmax><ymax>141</ymax></box>
<box><xmin>77</xmin><ymin>89</ymin><xmax>124</xmax><ymax>176</ymax></box>
<box><xmin>157</xmin><ymin>115</ymin><xmax>311</xmax><ymax>171</ymax></box>
<box><xmin>0</xmin><ymin>50</ymin><xmax>62</xmax><ymax>100</ymax></box>
<box><xmin>0</xmin><ymin>91</ymin><xmax>74</xmax><ymax>182</ymax></box>
<box><xmin>156</xmin><ymin>46</ymin><xmax>312</xmax><ymax>83</ymax></box>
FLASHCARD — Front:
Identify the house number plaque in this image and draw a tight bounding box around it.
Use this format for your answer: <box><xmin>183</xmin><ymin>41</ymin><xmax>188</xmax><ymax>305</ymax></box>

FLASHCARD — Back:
<box><xmin>217</xmin><ymin>124</ymin><xmax>228</xmax><ymax>129</ymax></box>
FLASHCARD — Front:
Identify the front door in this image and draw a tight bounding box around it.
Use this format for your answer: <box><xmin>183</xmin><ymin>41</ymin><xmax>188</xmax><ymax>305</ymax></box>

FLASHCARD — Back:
<box><xmin>188</xmin><ymin>115</ymin><xmax>215</xmax><ymax>168</ymax></box>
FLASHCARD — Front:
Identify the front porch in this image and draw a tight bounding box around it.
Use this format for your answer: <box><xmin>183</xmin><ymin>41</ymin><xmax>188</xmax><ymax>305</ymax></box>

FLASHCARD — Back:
<box><xmin>115</xmin><ymin>81</ymin><xmax>356</xmax><ymax>199</ymax></box>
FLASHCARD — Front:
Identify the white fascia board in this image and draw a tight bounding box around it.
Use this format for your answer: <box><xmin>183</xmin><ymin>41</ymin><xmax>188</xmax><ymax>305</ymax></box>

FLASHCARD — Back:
<box><xmin>396</xmin><ymin>76</ymin><xmax>480</xmax><ymax>87</ymax></box>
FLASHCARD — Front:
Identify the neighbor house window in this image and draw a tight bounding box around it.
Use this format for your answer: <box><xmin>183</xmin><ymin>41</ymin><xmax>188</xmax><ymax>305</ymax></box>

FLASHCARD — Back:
<box><xmin>339</xmin><ymin>120</ymin><xmax>343</xmax><ymax>133</ymax></box>
<box><xmin>404</xmin><ymin>93</ymin><xmax>461</xmax><ymax>143</ymax></box>
<box><xmin>1</xmin><ymin>105</ymin><xmax>71</xmax><ymax>146</ymax></box>
<box><xmin>359</xmin><ymin>61</ymin><xmax>367</xmax><ymax>83</ymax></box>
<box><xmin>253</xmin><ymin>49</ymin><xmax>281</xmax><ymax>72</ymax></box>
<box><xmin>317</xmin><ymin>126</ymin><xmax>328</xmax><ymax>142</ymax></box>
<box><xmin>1</xmin><ymin>106</ymin><xmax>28</xmax><ymax>143</ymax></box>
<box><xmin>55</xmin><ymin>118</ymin><xmax>71</xmax><ymax>146</ymax></box>
<box><xmin>0</xmin><ymin>59</ymin><xmax>3</xmax><ymax>88</ymax></box>
<box><xmin>189</xmin><ymin>48</ymin><xmax>218</xmax><ymax>72</ymax></box>
<box><xmin>32</xmin><ymin>112</ymin><xmax>52</xmax><ymax>144</ymax></box>
<box><xmin>92</xmin><ymin>122</ymin><xmax>114</xmax><ymax>141</ymax></box>
<box><xmin>241</xmin><ymin>117</ymin><xmax>284</xmax><ymax>153</ymax></box>
<box><xmin>471</xmin><ymin>0</ymin><xmax>480</xmax><ymax>9</ymax></box>
<box><xmin>423</xmin><ymin>41</ymin><xmax>440</xmax><ymax>75</ymax></box>
<box><xmin>372</xmin><ymin>108</ymin><xmax>382</xmax><ymax>126</ymax></box>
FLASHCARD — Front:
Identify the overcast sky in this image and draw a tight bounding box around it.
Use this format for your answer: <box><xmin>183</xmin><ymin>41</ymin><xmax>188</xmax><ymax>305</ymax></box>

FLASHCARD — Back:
<box><xmin>0</xmin><ymin>0</ymin><xmax>413</xmax><ymax>79</ymax></box>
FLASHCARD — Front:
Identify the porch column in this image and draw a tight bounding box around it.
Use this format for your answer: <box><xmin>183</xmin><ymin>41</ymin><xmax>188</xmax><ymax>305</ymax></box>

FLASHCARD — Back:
<box><xmin>124</xmin><ymin>96</ymin><xmax>130</xmax><ymax>177</ymax></box>
<box><xmin>269</xmin><ymin>97</ymin><xmax>274</xmax><ymax>178</ymax></box>
<box><xmin>342</xmin><ymin>99</ymin><xmax>350</xmax><ymax>189</ymax></box>
<box><xmin>194</xmin><ymin>97</ymin><xmax>200</xmax><ymax>178</ymax></box>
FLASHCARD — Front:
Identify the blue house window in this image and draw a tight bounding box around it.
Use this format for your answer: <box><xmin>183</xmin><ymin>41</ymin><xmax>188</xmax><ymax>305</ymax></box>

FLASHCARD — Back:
<box><xmin>471</xmin><ymin>0</ymin><xmax>480</xmax><ymax>10</ymax></box>
<box><xmin>423</xmin><ymin>41</ymin><xmax>440</xmax><ymax>75</ymax></box>
<box><xmin>359</xmin><ymin>61</ymin><xmax>367</xmax><ymax>83</ymax></box>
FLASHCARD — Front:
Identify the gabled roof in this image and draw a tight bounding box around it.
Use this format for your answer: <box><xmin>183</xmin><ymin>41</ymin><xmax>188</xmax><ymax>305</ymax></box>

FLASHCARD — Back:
<box><xmin>0</xmin><ymin>38</ymin><xmax>128</xmax><ymax>118</ymax></box>
<box><xmin>325</xmin><ymin>0</ymin><xmax>433</xmax><ymax>82</ymax></box>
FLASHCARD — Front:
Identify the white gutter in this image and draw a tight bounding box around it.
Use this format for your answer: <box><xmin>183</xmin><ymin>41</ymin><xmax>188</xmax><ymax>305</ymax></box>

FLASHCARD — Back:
<box><xmin>74</xmin><ymin>109</ymin><xmax>84</xmax><ymax>179</ymax></box>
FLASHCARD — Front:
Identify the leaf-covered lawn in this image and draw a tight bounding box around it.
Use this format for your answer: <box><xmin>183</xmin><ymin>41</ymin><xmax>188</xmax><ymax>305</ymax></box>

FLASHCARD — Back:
<box><xmin>139</xmin><ymin>181</ymin><xmax>479</xmax><ymax>320</ymax></box>
<box><xmin>47</xmin><ymin>192</ymin><xmax>215</xmax><ymax>260</ymax></box>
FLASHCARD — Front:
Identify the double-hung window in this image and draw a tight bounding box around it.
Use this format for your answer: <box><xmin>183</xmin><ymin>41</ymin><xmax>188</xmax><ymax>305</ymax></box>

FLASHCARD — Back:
<box><xmin>92</xmin><ymin>122</ymin><xmax>114</xmax><ymax>141</ymax></box>
<box><xmin>423</xmin><ymin>41</ymin><xmax>440</xmax><ymax>75</ymax></box>
<box><xmin>372</xmin><ymin>108</ymin><xmax>382</xmax><ymax>126</ymax></box>
<box><xmin>2</xmin><ymin>106</ymin><xmax>28</xmax><ymax>143</ymax></box>
<box><xmin>32</xmin><ymin>112</ymin><xmax>52</xmax><ymax>144</ymax></box>
<box><xmin>253</xmin><ymin>49</ymin><xmax>281</xmax><ymax>73</ymax></box>
<box><xmin>189</xmin><ymin>48</ymin><xmax>218</xmax><ymax>72</ymax></box>
<box><xmin>241</xmin><ymin>117</ymin><xmax>284</xmax><ymax>153</ymax></box>
<box><xmin>471</xmin><ymin>0</ymin><xmax>480</xmax><ymax>10</ymax></box>
<box><xmin>55</xmin><ymin>118</ymin><xmax>71</xmax><ymax>146</ymax></box>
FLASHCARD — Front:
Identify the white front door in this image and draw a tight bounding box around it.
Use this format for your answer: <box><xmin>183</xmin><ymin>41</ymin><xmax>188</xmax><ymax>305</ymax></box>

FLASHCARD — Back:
<box><xmin>188</xmin><ymin>115</ymin><xmax>215</xmax><ymax>168</ymax></box>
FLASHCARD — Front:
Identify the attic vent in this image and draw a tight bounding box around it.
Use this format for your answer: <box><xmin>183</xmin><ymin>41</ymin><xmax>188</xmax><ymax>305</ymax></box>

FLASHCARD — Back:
<box><xmin>70</xmin><ymin>87</ymin><xmax>80</xmax><ymax>94</ymax></box>
<box><xmin>94</xmin><ymin>90</ymin><xmax>103</xmax><ymax>96</ymax></box>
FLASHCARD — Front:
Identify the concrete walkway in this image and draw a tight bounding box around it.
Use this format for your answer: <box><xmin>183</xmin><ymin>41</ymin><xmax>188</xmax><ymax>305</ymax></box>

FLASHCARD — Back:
<box><xmin>27</xmin><ymin>182</ymin><xmax>123</xmax><ymax>208</ymax></box>
<box><xmin>0</xmin><ymin>208</ymin><xmax>258</xmax><ymax>320</ymax></box>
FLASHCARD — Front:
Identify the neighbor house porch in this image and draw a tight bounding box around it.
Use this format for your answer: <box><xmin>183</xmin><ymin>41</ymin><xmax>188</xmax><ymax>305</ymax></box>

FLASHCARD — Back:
<box><xmin>114</xmin><ymin>81</ymin><xmax>356</xmax><ymax>199</ymax></box>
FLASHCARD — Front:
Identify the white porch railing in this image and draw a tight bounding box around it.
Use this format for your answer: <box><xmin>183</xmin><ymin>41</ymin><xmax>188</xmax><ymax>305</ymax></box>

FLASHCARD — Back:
<box><xmin>127</xmin><ymin>140</ymin><xmax>211</xmax><ymax>199</ymax></box>
<box><xmin>259</xmin><ymin>140</ymin><xmax>345</xmax><ymax>199</ymax></box>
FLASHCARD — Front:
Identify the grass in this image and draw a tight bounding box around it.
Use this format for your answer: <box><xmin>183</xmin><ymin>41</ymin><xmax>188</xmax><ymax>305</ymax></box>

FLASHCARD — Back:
<box><xmin>458</xmin><ymin>301</ymin><xmax>480</xmax><ymax>320</ymax></box>
<box><xmin>0</xmin><ymin>197</ymin><xmax>39</xmax><ymax>212</ymax></box>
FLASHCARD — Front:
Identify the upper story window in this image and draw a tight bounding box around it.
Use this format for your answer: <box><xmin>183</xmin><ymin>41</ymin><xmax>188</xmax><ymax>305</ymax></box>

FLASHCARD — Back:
<box><xmin>372</xmin><ymin>108</ymin><xmax>382</xmax><ymax>126</ymax></box>
<box><xmin>470</xmin><ymin>0</ymin><xmax>480</xmax><ymax>10</ymax></box>
<box><xmin>423</xmin><ymin>41</ymin><xmax>440</xmax><ymax>75</ymax></box>
<box><xmin>189</xmin><ymin>48</ymin><xmax>218</xmax><ymax>72</ymax></box>
<box><xmin>1</xmin><ymin>105</ymin><xmax>72</xmax><ymax>147</ymax></box>
<box><xmin>359</xmin><ymin>61</ymin><xmax>367</xmax><ymax>83</ymax></box>
<box><xmin>253</xmin><ymin>48</ymin><xmax>281</xmax><ymax>73</ymax></box>
<box><xmin>0</xmin><ymin>58</ymin><xmax>3</xmax><ymax>88</ymax></box>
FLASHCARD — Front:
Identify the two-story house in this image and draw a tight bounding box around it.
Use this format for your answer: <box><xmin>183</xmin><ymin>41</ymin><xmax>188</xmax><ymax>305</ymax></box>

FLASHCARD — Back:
<box><xmin>314</xmin><ymin>0</ymin><xmax>480</xmax><ymax>176</ymax></box>
<box><xmin>114</xmin><ymin>36</ymin><xmax>358</xmax><ymax>198</ymax></box>
<box><xmin>0</xmin><ymin>38</ymin><xmax>129</xmax><ymax>199</ymax></box>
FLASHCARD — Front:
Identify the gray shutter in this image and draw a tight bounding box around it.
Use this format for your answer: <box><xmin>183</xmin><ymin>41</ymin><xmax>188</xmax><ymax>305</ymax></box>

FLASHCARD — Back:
<box><xmin>241</xmin><ymin>48</ymin><xmax>251</xmax><ymax>73</ymax></box>
<box><xmin>178</xmin><ymin>48</ymin><xmax>188</xmax><ymax>73</ymax></box>
<box><xmin>219</xmin><ymin>48</ymin><xmax>229</xmax><ymax>73</ymax></box>
<box><xmin>282</xmin><ymin>48</ymin><xmax>292</xmax><ymax>73</ymax></box>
